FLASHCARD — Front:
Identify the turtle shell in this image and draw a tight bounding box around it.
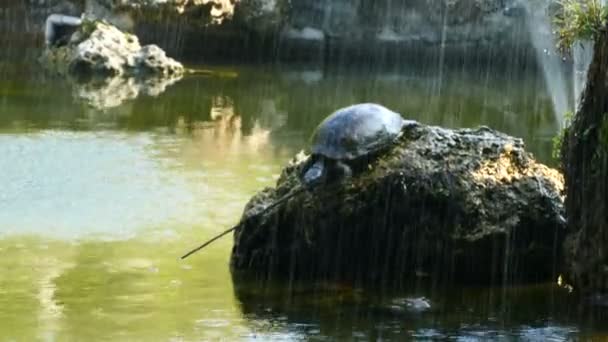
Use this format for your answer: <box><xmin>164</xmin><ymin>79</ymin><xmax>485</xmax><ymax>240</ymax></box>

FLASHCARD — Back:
<box><xmin>310</xmin><ymin>103</ymin><xmax>406</xmax><ymax>160</ymax></box>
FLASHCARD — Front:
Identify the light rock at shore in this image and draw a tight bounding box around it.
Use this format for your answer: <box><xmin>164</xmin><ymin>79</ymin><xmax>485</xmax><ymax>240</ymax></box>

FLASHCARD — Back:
<box><xmin>41</xmin><ymin>20</ymin><xmax>184</xmax><ymax>78</ymax></box>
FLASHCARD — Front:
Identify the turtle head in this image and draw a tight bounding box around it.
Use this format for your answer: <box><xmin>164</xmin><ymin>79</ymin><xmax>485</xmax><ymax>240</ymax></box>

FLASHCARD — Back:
<box><xmin>400</xmin><ymin>118</ymin><xmax>419</xmax><ymax>130</ymax></box>
<box><xmin>302</xmin><ymin>158</ymin><xmax>326</xmax><ymax>189</ymax></box>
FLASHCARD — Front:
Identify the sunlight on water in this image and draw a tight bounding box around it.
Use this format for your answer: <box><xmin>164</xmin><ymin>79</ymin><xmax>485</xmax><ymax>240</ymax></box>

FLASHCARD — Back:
<box><xmin>524</xmin><ymin>2</ymin><xmax>573</xmax><ymax>128</ymax></box>
<box><xmin>1</xmin><ymin>131</ymin><xmax>193</xmax><ymax>238</ymax></box>
<box><xmin>0</xmin><ymin>120</ymin><xmax>294</xmax><ymax>341</ymax></box>
<box><xmin>0</xmin><ymin>126</ymin><xmax>283</xmax><ymax>240</ymax></box>
<box><xmin>0</xmin><ymin>79</ymin><xmax>298</xmax><ymax>339</ymax></box>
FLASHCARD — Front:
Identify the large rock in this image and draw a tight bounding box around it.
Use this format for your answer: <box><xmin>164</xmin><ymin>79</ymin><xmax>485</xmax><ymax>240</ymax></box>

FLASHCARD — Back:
<box><xmin>231</xmin><ymin>123</ymin><xmax>565</xmax><ymax>286</ymax></box>
<box><xmin>561</xmin><ymin>27</ymin><xmax>608</xmax><ymax>297</ymax></box>
<box><xmin>109</xmin><ymin>0</ymin><xmax>236</xmax><ymax>24</ymax></box>
<box><xmin>284</xmin><ymin>0</ymin><xmax>526</xmax><ymax>44</ymax></box>
<box><xmin>227</xmin><ymin>0</ymin><xmax>549</xmax><ymax>66</ymax></box>
<box><xmin>41</xmin><ymin>20</ymin><xmax>184</xmax><ymax>78</ymax></box>
<box><xmin>2</xmin><ymin>0</ymin><xmax>557</xmax><ymax>66</ymax></box>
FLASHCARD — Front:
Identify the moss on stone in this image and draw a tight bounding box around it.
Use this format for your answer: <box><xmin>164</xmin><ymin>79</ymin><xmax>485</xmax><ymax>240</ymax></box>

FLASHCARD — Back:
<box><xmin>554</xmin><ymin>0</ymin><xmax>608</xmax><ymax>52</ymax></box>
<box><xmin>80</xmin><ymin>19</ymin><xmax>99</xmax><ymax>37</ymax></box>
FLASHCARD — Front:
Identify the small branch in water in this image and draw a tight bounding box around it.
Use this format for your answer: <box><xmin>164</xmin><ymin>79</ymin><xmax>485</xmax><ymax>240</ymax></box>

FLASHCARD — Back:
<box><xmin>180</xmin><ymin>226</ymin><xmax>237</xmax><ymax>259</ymax></box>
<box><xmin>184</xmin><ymin>68</ymin><xmax>238</xmax><ymax>78</ymax></box>
<box><xmin>180</xmin><ymin>186</ymin><xmax>304</xmax><ymax>259</ymax></box>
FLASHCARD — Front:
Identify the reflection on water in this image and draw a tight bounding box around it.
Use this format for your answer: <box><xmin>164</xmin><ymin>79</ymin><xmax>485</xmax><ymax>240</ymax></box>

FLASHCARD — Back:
<box><xmin>232</xmin><ymin>274</ymin><xmax>587</xmax><ymax>341</ymax></box>
<box><xmin>0</xmin><ymin>63</ymin><xmax>604</xmax><ymax>340</ymax></box>
<box><xmin>73</xmin><ymin>75</ymin><xmax>183</xmax><ymax>110</ymax></box>
<box><xmin>0</xmin><ymin>124</ymin><xmax>287</xmax><ymax>239</ymax></box>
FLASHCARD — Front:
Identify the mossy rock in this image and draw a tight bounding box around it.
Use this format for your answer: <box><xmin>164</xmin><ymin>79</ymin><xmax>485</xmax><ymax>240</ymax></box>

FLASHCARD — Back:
<box><xmin>231</xmin><ymin>123</ymin><xmax>566</xmax><ymax>287</ymax></box>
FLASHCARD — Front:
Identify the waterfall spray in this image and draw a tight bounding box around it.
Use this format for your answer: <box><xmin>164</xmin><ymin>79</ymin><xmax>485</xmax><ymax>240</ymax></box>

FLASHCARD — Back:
<box><xmin>524</xmin><ymin>1</ymin><xmax>572</xmax><ymax>129</ymax></box>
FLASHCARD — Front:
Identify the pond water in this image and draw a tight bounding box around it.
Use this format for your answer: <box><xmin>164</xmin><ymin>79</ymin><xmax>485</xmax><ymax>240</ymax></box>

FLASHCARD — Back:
<box><xmin>0</xmin><ymin>59</ymin><xmax>605</xmax><ymax>341</ymax></box>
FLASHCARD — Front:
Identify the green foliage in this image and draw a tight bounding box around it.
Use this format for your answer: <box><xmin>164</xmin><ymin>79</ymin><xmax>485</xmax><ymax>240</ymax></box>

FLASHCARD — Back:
<box><xmin>554</xmin><ymin>0</ymin><xmax>608</xmax><ymax>51</ymax></box>
<box><xmin>80</xmin><ymin>19</ymin><xmax>100</xmax><ymax>37</ymax></box>
<box><xmin>552</xmin><ymin>111</ymin><xmax>574</xmax><ymax>161</ymax></box>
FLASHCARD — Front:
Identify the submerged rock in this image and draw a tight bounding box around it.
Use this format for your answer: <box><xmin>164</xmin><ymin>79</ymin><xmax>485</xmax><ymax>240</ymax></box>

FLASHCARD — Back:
<box><xmin>387</xmin><ymin>297</ymin><xmax>432</xmax><ymax>313</ymax></box>
<box><xmin>40</xmin><ymin>20</ymin><xmax>184</xmax><ymax>78</ymax></box>
<box><xmin>231</xmin><ymin>123</ymin><xmax>565</xmax><ymax>286</ymax></box>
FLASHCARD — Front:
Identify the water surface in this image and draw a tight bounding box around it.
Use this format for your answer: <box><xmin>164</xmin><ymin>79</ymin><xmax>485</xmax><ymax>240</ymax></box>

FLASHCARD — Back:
<box><xmin>1</xmin><ymin>60</ymin><xmax>604</xmax><ymax>340</ymax></box>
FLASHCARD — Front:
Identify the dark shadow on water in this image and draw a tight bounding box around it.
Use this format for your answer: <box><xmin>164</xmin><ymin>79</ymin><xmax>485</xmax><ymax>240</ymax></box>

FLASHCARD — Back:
<box><xmin>231</xmin><ymin>270</ymin><xmax>608</xmax><ymax>340</ymax></box>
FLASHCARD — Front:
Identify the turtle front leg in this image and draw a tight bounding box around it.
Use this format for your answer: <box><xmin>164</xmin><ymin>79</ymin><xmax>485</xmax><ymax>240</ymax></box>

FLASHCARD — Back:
<box><xmin>303</xmin><ymin>158</ymin><xmax>326</xmax><ymax>189</ymax></box>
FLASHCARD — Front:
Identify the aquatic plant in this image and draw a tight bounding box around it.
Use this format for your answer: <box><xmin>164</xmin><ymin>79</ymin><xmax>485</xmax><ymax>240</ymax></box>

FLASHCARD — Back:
<box><xmin>555</xmin><ymin>0</ymin><xmax>608</xmax><ymax>51</ymax></box>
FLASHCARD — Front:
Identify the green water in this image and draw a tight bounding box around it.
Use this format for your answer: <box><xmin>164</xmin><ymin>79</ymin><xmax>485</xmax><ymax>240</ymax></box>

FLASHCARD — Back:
<box><xmin>0</xmin><ymin>62</ymin><xmax>605</xmax><ymax>341</ymax></box>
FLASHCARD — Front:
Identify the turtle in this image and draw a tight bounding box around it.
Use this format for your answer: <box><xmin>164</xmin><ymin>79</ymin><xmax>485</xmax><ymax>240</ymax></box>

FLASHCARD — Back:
<box><xmin>181</xmin><ymin>103</ymin><xmax>415</xmax><ymax>259</ymax></box>
<box><xmin>301</xmin><ymin>103</ymin><xmax>416</xmax><ymax>188</ymax></box>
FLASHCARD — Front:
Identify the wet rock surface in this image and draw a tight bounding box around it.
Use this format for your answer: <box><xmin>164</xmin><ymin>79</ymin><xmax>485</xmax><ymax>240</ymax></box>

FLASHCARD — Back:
<box><xmin>561</xmin><ymin>28</ymin><xmax>608</xmax><ymax>297</ymax></box>
<box><xmin>231</xmin><ymin>123</ymin><xmax>565</xmax><ymax>286</ymax></box>
<box><xmin>4</xmin><ymin>0</ymin><xmax>551</xmax><ymax>66</ymax></box>
<box><xmin>40</xmin><ymin>20</ymin><xmax>184</xmax><ymax>78</ymax></box>
<box><xmin>286</xmin><ymin>0</ymin><xmax>528</xmax><ymax>45</ymax></box>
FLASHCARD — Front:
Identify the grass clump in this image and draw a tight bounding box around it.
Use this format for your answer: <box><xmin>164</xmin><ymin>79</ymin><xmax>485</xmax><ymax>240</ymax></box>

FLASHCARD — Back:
<box><xmin>555</xmin><ymin>0</ymin><xmax>608</xmax><ymax>51</ymax></box>
<box><xmin>552</xmin><ymin>111</ymin><xmax>574</xmax><ymax>161</ymax></box>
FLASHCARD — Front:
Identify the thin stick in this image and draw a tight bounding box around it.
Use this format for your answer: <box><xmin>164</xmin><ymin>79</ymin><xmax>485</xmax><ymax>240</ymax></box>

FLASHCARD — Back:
<box><xmin>181</xmin><ymin>186</ymin><xmax>305</xmax><ymax>259</ymax></box>
<box><xmin>180</xmin><ymin>226</ymin><xmax>236</xmax><ymax>259</ymax></box>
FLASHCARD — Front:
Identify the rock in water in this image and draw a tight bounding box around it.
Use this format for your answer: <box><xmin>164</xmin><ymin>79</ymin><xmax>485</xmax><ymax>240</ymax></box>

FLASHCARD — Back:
<box><xmin>41</xmin><ymin>20</ymin><xmax>184</xmax><ymax>78</ymax></box>
<box><xmin>231</xmin><ymin>124</ymin><xmax>565</xmax><ymax>286</ymax></box>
